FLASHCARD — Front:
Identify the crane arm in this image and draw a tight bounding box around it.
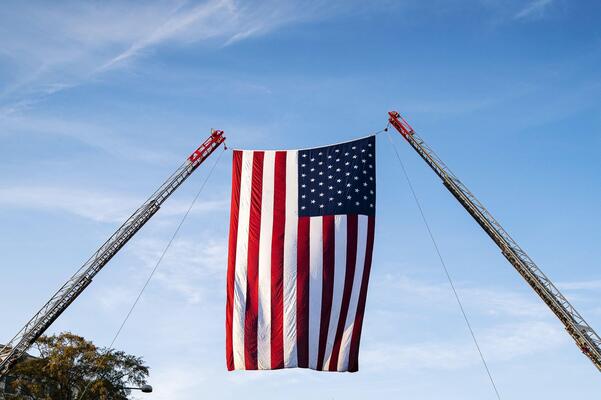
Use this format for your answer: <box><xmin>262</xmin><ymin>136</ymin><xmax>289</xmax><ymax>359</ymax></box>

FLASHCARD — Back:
<box><xmin>388</xmin><ymin>111</ymin><xmax>601</xmax><ymax>372</ymax></box>
<box><xmin>0</xmin><ymin>130</ymin><xmax>225</xmax><ymax>377</ymax></box>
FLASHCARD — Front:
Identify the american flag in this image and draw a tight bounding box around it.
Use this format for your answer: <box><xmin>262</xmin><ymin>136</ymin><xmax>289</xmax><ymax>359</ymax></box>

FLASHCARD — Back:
<box><xmin>225</xmin><ymin>136</ymin><xmax>376</xmax><ymax>372</ymax></box>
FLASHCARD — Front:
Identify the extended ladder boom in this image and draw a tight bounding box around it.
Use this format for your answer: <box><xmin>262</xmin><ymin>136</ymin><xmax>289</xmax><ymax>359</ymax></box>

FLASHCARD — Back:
<box><xmin>0</xmin><ymin>130</ymin><xmax>225</xmax><ymax>377</ymax></box>
<box><xmin>388</xmin><ymin>111</ymin><xmax>601</xmax><ymax>372</ymax></box>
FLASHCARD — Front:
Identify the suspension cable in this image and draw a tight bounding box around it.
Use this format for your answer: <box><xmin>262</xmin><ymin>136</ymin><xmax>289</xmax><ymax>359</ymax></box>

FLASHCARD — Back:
<box><xmin>78</xmin><ymin>147</ymin><xmax>226</xmax><ymax>399</ymax></box>
<box><xmin>386</xmin><ymin>132</ymin><xmax>501</xmax><ymax>400</ymax></box>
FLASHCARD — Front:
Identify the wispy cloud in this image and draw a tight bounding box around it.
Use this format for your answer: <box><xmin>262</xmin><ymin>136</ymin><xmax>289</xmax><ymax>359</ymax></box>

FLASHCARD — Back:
<box><xmin>0</xmin><ymin>114</ymin><xmax>173</xmax><ymax>163</ymax></box>
<box><xmin>130</xmin><ymin>236</ymin><xmax>227</xmax><ymax>304</ymax></box>
<box><xmin>0</xmin><ymin>185</ymin><xmax>227</xmax><ymax>223</ymax></box>
<box><xmin>0</xmin><ymin>0</ymin><xmax>337</xmax><ymax>117</ymax></box>
<box><xmin>362</xmin><ymin>320</ymin><xmax>566</xmax><ymax>371</ymax></box>
<box><xmin>514</xmin><ymin>0</ymin><xmax>553</xmax><ymax>20</ymax></box>
<box><xmin>98</xmin><ymin>0</ymin><xmax>240</xmax><ymax>71</ymax></box>
<box><xmin>555</xmin><ymin>279</ymin><xmax>601</xmax><ymax>308</ymax></box>
<box><xmin>557</xmin><ymin>280</ymin><xmax>601</xmax><ymax>291</ymax></box>
<box><xmin>376</xmin><ymin>273</ymin><xmax>548</xmax><ymax>319</ymax></box>
<box><xmin>363</xmin><ymin>273</ymin><xmax>586</xmax><ymax>372</ymax></box>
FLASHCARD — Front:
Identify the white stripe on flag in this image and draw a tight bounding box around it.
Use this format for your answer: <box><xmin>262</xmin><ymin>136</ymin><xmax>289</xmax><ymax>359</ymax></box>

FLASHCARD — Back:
<box><xmin>322</xmin><ymin>215</ymin><xmax>347</xmax><ymax>370</ymax></box>
<box><xmin>337</xmin><ymin>214</ymin><xmax>368</xmax><ymax>371</ymax></box>
<box><xmin>233</xmin><ymin>151</ymin><xmax>254</xmax><ymax>370</ymax></box>
<box><xmin>308</xmin><ymin>215</ymin><xmax>323</xmax><ymax>369</ymax></box>
<box><xmin>257</xmin><ymin>151</ymin><xmax>274</xmax><ymax>369</ymax></box>
<box><xmin>283</xmin><ymin>150</ymin><xmax>298</xmax><ymax>368</ymax></box>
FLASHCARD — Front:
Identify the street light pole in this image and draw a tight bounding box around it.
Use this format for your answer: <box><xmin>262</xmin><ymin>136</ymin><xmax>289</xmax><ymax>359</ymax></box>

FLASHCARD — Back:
<box><xmin>124</xmin><ymin>384</ymin><xmax>153</xmax><ymax>393</ymax></box>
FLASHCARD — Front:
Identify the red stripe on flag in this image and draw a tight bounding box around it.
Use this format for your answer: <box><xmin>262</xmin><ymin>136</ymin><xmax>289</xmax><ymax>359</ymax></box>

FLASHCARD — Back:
<box><xmin>317</xmin><ymin>215</ymin><xmax>335</xmax><ymax>371</ymax></box>
<box><xmin>296</xmin><ymin>216</ymin><xmax>310</xmax><ymax>368</ymax></box>
<box><xmin>328</xmin><ymin>214</ymin><xmax>358</xmax><ymax>371</ymax></box>
<box><xmin>270</xmin><ymin>151</ymin><xmax>286</xmax><ymax>369</ymax></box>
<box><xmin>225</xmin><ymin>150</ymin><xmax>242</xmax><ymax>371</ymax></box>
<box><xmin>245</xmin><ymin>151</ymin><xmax>264</xmax><ymax>370</ymax></box>
<box><xmin>348</xmin><ymin>215</ymin><xmax>375</xmax><ymax>372</ymax></box>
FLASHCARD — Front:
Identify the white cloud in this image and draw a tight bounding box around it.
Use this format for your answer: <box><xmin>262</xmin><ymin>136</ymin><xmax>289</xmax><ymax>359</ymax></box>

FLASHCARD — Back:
<box><xmin>98</xmin><ymin>0</ymin><xmax>238</xmax><ymax>70</ymax></box>
<box><xmin>462</xmin><ymin>286</ymin><xmax>547</xmax><ymax>318</ymax></box>
<box><xmin>364</xmin><ymin>274</ymin><xmax>578</xmax><ymax>373</ymax></box>
<box><xmin>362</xmin><ymin>320</ymin><xmax>566</xmax><ymax>371</ymax></box>
<box><xmin>377</xmin><ymin>274</ymin><xmax>548</xmax><ymax>319</ymax></box>
<box><xmin>557</xmin><ymin>280</ymin><xmax>601</xmax><ymax>291</ymax></box>
<box><xmin>130</xmin><ymin>236</ymin><xmax>228</xmax><ymax>304</ymax></box>
<box><xmin>0</xmin><ymin>0</ymin><xmax>338</xmax><ymax>117</ymax></box>
<box><xmin>514</xmin><ymin>0</ymin><xmax>553</xmax><ymax>20</ymax></box>
<box><xmin>0</xmin><ymin>185</ymin><xmax>227</xmax><ymax>223</ymax></box>
<box><xmin>0</xmin><ymin>114</ymin><xmax>173</xmax><ymax>162</ymax></box>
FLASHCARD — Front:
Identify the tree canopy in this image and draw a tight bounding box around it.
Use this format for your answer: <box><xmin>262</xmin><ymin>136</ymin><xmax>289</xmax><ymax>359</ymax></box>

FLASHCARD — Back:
<box><xmin>9</xmin><ymin>332</ymin><xmax>149</xmax><ymax>400</ymax></box>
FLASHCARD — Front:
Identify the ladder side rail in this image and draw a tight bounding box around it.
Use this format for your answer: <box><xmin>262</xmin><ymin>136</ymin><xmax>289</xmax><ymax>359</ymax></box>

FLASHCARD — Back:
<box><xmin>0</xmin><ymin>131</ymin><xmax>225</xmax><ymax>376</ymax></box>
<box><xmin>3</xmin><ymin>148</ymin><xmax>205</xmax><ymax>350</ymax></box>
<box><xmin>0</xmin><ymin>202</ymin><xmax>162</xmax><ymax>369</ymax></box>
<box><xmin>410</xmin><ymin>132</ymin><xmax>601</xmax><ymax>346</ymax></box>
<box><xmin>409</xmin><ymin>131</ymin><xmax>601</xmax><ymax>362</ymax></box>
<box><xmin>441</xmin><ymin>175</ymin><xmax>601</xmax><ymax>366</ymax></box>
<box><xmin>0</xmin><ymin>189</ymin><xmax>172</xmax><ymax>346</ymax></box>
<box><xmin>388</xmin><ymin>112</ymin><xmax>601</xmax><ymax>371</ymax></box>
<box><xmin>0</xmin><ymin>192</ymin><xmax>163</xmax><ymax>372</ymax></box>
<box><xmin>451</xmin><ymin>176</ymin><xmax>595</xmax><ymax>324</ymax></box>
<box><xmin>0</xmin><ymin>202</ymin><xmax>158</xmax><ymax>338</ymax></box>
<box><xmin>390</xmin><ymin>115</ymin><xmax>596</xmax><ymax>330</ymax></box>
<box><xmin>59</xmin><ymin>136</ymin><xmax>222</xmax><ymax>303</ymax></box>
<box><xmin>413</xmin><ymin>138</ymin><xmax>580</xmax><ymax>302</ymax></box>
<box><xmin>0</xmin><ymin>195</ymin><xmax>163</xmax><ymax>371</ymax></box>
<box><xmin>413</xmin><ymin>133</ymin><xmax>590</xmax><ymax>318</ymax></box>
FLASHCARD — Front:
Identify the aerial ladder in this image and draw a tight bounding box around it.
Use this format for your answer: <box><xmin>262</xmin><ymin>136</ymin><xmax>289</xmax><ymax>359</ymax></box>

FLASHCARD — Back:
<box><xmin>0</xmin><ymin>130</ymin><xmax>226</xmax><ymax>378</ymax></box>
<box><xmin>388</xmin><ymin>111</ymin><xmax>601</xmax><ymax>372</ymax></box>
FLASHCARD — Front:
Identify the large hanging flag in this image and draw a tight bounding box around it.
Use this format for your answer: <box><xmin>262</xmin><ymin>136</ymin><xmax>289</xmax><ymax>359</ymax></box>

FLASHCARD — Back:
<box><xmin>226</xmin><ymin>136</ymin><xmax>376</xmax><ymax>372</ymax></box>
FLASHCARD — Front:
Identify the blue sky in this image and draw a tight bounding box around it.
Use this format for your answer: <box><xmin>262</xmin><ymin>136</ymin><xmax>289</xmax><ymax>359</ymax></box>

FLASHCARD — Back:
<box><xmin>1</xmin><ymin>0</ymin><xmax>601</xmax><ymax>398</ymax></box>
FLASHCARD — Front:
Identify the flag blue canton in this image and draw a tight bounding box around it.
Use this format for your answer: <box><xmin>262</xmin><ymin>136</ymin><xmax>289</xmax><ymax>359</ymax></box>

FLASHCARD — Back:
<box><xmin>298</xmin><ymin>136</ymin><xmax>376</xmax><ymax>217</ymax></box>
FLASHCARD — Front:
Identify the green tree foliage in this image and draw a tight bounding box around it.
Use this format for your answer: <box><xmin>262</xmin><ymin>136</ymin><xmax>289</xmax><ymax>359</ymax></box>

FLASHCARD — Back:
<box><xmin>9</xmin><ymin>332</ymin><xmax>149</xmax><ymax>400</ymax></box>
